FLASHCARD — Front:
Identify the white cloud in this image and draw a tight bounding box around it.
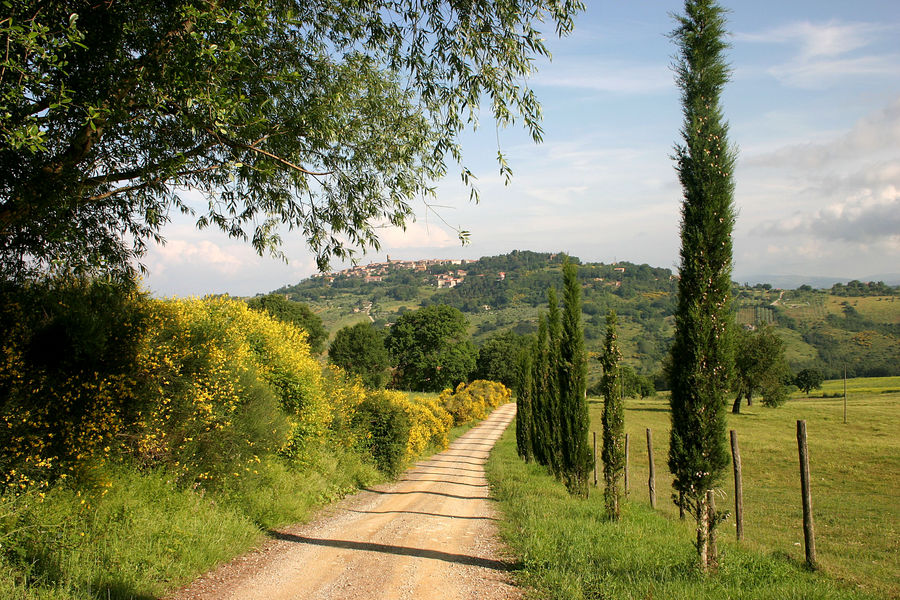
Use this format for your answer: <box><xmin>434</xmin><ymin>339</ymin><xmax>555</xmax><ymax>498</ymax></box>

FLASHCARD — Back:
<box><xmin>745</xmin><ymin>95</ymin><xmax>900</xmax><ymax>170</ymax></box>
<box><xmin>375</xmin><ymin>219</ymin><xmax>458</xmax><ymax>250</ymax></box>
<box><xmin>534</xmin><ymin>59</ymin><xmax>672</xmax><ymax>94</ymax></box>
<box><xmin>735</xmin><ymin>20</ymin><xmax>900</xmax><ymax>89</ymax></box>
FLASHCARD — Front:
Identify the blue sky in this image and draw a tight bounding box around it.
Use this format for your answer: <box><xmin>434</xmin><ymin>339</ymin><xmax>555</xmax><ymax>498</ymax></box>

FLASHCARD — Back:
<box><xmin>143</xmin><ymin>1</ymin><xmax>900</xmax><ymax>296</ymax></box>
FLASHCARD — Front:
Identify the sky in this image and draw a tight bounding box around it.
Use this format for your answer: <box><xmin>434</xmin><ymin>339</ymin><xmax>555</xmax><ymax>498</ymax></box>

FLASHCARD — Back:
<box><xmin>142</xmin><ymin>1</ymin><xmax>900</xmax><ymax>297</ymax></box>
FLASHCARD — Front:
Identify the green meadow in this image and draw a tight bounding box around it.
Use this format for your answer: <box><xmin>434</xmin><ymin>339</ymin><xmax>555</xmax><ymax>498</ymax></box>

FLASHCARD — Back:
<box><xmin>486</xmin><ymin>377</ymin><xmax>900</xmax><ymax>599</ymax></box>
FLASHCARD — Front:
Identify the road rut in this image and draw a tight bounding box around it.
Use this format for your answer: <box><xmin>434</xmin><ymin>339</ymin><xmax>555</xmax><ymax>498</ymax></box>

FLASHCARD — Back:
<box><xmin>168</xmin><ymin>403</ymin><xmax>519</xmax><ymax>600</ymax></box>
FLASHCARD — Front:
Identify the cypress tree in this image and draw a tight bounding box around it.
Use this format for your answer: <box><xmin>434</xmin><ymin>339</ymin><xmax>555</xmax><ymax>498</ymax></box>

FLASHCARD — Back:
<box><xmin>600</xmin><ymin>310</ymin><xmax>625</xmax><ymax>518</ymax></box>
<box><xmin>515</xmin><ymin>346</ymin><xmax>534</xmax><ymax>462</ymax></box>
<box><xmin>559</xmin><ymin>259</ymin><xmax>590</xmax><ymax>497</ymax></box>
<box><xmin>546</xmin><ymin>287</ymin><xmax>563</xmax><ymax>478</ymax></box>
<box><xmin>531</xmin><ymin>313</ymin><xmax>550</xmax><ymax>467</ymax></box>
<box><xmin>667</xmin><ymin>0</ymin><xmax>737</xmax><ymax>571</ymax></box>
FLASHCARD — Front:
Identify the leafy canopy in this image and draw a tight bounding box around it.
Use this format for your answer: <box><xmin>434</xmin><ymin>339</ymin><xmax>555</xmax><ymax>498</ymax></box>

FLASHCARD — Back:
<box><xmin>794</xmin><ymin>367</ymin><xmax>824</xmax><ymax>396</ymax></box>
<box><xmin>386</xmin><ymin>304</ymin><xmax>475</xmax><ymax>392</ymax></box>
<box><xmin>328</xmin><ymin>321</ymin><xmax>391</xmax><ymax>389</ymax></box>
<box><xmin>732</xmin><ymin>325</ymin><xmax>791</xmax><ymax>411</ymax></box>
<box><xmin>0</xmin><ymin>0</ymin><xmax>583</xmax><ymax>280</ymax></box>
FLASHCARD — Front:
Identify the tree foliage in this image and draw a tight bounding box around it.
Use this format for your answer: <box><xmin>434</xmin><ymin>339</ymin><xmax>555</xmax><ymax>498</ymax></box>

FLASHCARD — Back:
<box><xmin>515</xmin><ymin>342</ymin><xmax>535</xmax><ymax>462</ymax></box>
<box><xmin>794</xmin><ymin>368</ymin><xmax>824</xmax><ymax>396</ymax></box>
<box><xmin>473</xmin><ymin>330</ymin><xmax>529</xmax><ymax>390</ymax></box>
<box><xmin>666</xmin><ymin>0</ymin><xmax>736</xmax><ymax>570</ymax></box>
<box><xmin>558</xmin><ymin>259</ymin><xmax>590</xmax><ymax>497</ymax></box>
<box><xmin>0</xmin><ymin>0</ymin><xmax>583</xmax><ymax>280</ymax></box>
<box><xmin>530</xmin><ymin>312</ymin><xmax>552</xmax><ymax>467</ymax></box>
<box><xmin>731</xmin><ymin>325</ymin><xmax>791</xmax><ymax>412</ymax></box>
<box><xmin>385</xmin><ymin>304</ymin><xmax>475</xmax><ymax>392</ymax></box>
<box><xmin>599</xmin><ymin>310</ymin><xmax>625</xmax><ymax>518</ymax></box>
<box><xmin>247</xmin><ymin>293</ymin><xmax>327</xmax><ymax>354</ymax></box>
<box><xmin>328</xmin><ymin>322</ymin><xmax>391</xmax><ymax>388</ymax></box>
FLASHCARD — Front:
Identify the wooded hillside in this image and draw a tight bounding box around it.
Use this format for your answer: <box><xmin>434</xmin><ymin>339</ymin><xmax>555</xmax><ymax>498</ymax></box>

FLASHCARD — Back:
<box><xmin>271</xmin><ymin>251</ymin><xmax>900</xmax><ymax>385</ymax></box>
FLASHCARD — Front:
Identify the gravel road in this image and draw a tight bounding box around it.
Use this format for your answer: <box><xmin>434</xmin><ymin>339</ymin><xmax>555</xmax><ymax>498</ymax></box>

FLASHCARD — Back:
<box><xmin>168</xmin><ymin>403</ymin><xmax>520</xmax><ymax>600</ymax></box>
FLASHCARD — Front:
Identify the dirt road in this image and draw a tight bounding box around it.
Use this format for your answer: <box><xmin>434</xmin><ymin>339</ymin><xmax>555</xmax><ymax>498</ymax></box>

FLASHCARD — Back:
<box><xmin>169</xmin><ymin>403</ymin><xmax>520</xmax><ymax>600</ymax></box>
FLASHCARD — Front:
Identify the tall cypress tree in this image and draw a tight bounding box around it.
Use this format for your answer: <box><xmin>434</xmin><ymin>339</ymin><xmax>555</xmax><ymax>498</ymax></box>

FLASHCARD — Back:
<box><xmin>531</xmin><ymin>313</ymin><xmax>550</xmax><ymax>467</ymax></box>
<box><xmin>559</xmin><ymin>259</ymin><xmax>590</xmax><ymax>497</ymax></box>
<box><xmin>667</xmin><ymin>0</ymin><xmax>737</xmax><ymax>571</ymax></box>
<box><xmin>600</xmin><ymin>310</ymin><xmax>625</xmax><ymax>519</ymax></box>
<box><xmin>515</xmin><ymin>346</ymin><xmax>534</xmax><ymax>462</ymax></box>
<box><xmin>546</xmin><ymin>287</ymin><xmax>563</xmax><ymax>478</ymax></box>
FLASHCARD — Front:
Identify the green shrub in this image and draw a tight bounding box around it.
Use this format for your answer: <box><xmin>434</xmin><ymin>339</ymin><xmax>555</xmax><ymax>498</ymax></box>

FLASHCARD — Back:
<box><xmin>353</xmin><ymin>391</ymin><xmax>411</xmax><ymax>477</ymax></box>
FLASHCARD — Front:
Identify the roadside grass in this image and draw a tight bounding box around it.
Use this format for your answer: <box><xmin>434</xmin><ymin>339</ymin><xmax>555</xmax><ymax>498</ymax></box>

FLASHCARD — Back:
<box><xmin>582</xmin><ymin>386</ymin><xmax>898</xmax><ymax>598</ymax></box>
<box><xmin>0</xmin><ymin>447</ymin><xmax>382</xmax><ymax>600</ymax></box>
<box><xmin>486</xmin><ymin>424</ymin><xmax>877</xmax><ymax>600</ymax></box>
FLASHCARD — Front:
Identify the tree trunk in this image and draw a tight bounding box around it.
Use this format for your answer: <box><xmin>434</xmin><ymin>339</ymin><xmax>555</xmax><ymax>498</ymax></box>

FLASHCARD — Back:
<box><xmin>746</xmin><ymin>390</ymin><xmax>753</xmax><ymax>407</ymax></box>
<box><xmin>696</xmin><ymin>495</ymin><xmax>709</xmax><ymax>572</ymax></box>
<box><xmin>707</xmin><ymin>489</ymin><xmax>718</xmax><ymax>571</ymax></box>
<box><xmin>731</xmin><ymin>391</ymin><xmax>742</xmax><ymax>414</ymax></box>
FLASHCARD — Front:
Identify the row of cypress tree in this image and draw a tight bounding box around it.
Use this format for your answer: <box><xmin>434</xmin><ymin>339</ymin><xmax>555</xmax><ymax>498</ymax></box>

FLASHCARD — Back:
<box><xmin>515</xmin><ymin>258</ymin><xmax>592</xmax><ymax>497</ymax></box>
<box><xmin>517</xmin><ymin>0</ymin><xmax>738</xmax><ymax>572</ymax></box>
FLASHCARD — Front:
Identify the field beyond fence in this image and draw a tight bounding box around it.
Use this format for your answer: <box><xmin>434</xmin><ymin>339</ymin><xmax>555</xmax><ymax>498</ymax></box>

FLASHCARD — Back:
<box><xmin>601</xmin><ymin>377</ymin><xmax>899</xmax><ymax>598</ymax></box>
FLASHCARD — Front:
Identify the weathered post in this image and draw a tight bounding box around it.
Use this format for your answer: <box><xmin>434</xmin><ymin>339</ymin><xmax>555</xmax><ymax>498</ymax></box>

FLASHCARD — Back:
<box><xmin>646</xmin><ymin>428</ymin><xmax>656</xmax><ymax>509</ymax></box>
<box><xmin>624</xmin><ymin>432</ymin><xmax>630</xmax><ymax>497</ymax></box>
<box><xmin>707</xmin><ymin>489</ymin><xmax>718</xmax><ymax>571</ymax></box>
<box><xmin>730</xmin><ymin>429</ymin><xmax>744</xmax><ymax>541</ymax></box>
<box><xmin>593</xmin><ymin>431</ymin><xmax>598</xmax><ymax>487</ymax></box>
<box><xmin>797</xmin><ymin>420</ymin><xmax>817</xmax><ymax>569</ymax></box>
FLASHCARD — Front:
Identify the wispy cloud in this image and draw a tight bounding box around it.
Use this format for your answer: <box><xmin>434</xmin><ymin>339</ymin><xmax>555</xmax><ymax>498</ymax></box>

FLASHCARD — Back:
<box><xmin>735</xmin><ymin>20</ymin><xmax>900</xmax><ymax>89</ymax></box>
<box><xmin>755</xmin><ymin>185</ymin><xmax>900</xmax><ymax>243</ymax></box>
<box><xmin>746</xmin><ymin>95</ymin><xmax>900</xmax><ymax>169</ymax></box>
<box><xmin>534</xmin><ymin>59</ymin><xmax>672</xmax><ymax>94</ymax></box>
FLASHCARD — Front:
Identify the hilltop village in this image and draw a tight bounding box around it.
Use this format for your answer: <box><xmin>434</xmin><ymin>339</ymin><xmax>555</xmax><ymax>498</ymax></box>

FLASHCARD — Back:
<box><xmin>312</xmin><ymin>257</ymin><xmax>507</xmax><ymax>288</ymax></box>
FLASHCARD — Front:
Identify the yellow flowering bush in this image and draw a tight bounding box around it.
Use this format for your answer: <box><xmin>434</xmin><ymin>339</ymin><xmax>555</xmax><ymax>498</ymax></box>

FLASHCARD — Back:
<box><xmin>1</xmin><ymin>280</ymin><xmax>471</xmax><ymax>496</ymax></box>
<box><xmin>439</xmin><ymin>379</ymin><xmax>512</xmax><ymax>426</ymax></box>
<box><xmin>0</xmin><ymin>279</ymin><xmax>148</xmax><ymax>493</ymax></box>
<box><xmin>403</xmin><ymin>395</ymin><xmax>453</xmax><ymax>461</ymax></box>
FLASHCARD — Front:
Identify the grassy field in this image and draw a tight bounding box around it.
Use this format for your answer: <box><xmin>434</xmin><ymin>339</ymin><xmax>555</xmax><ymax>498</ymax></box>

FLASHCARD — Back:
<box><xmin>487</xmin><ymin>378</ymin><xmax>899</xmax><ymax>599</ymax></box>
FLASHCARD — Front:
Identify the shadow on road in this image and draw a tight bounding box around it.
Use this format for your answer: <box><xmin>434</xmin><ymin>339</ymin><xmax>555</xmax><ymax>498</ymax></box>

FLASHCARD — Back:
<box><xmin>345</xmin><ymin>508</ymin><xmax>497</xmax><ymax>521</ymax></box>
<box><xmin>268</xmin><ymin>532</ymin><xmax>516</xmax><ymax>571</ymax></box>
<box><xmin>362</xmin><ymin>488</ymin><xmax>497</xmax><ymax>502</ymax></box>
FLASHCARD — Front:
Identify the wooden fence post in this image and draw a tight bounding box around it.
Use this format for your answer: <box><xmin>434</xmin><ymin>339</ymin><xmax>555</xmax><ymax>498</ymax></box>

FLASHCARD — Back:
<box><xmin>646</xmin><ymin>428</ymin><xmax>656</xmax><ymax>509</ymax></box>
<box><xmin>593</xmin><ymin>431</ymin><xmax>598</xmax><ymax>487</ymax></box>
<box><xmin>797</xmin><ymin>420</ymin><xmax>817</xmax><ymax>569</ymax></box>
<box><xmin>624</xmin><ymin>433</ymin><xmax>630</xmax><ymax>497</ymax></box>
<box><xmin>730</xmin><ymin>429</ymin><xmax>744</xmax><ymax>541</ymax></box>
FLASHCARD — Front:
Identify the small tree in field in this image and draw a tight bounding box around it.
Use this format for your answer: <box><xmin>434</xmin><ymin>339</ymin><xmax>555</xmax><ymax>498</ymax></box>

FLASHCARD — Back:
<box><xmin>795</xmin><ymin>368</ymin><xmax>824</xmax><ymax>396</ymax></box>
<box><xmin>667</xmin><ymin>0</ymin><xmax>737</xmax><ymax>571</ymax></box>
<box><xmin>732</xmin><ymin>325</ymin><xmax>791</xmax><ymax>412</ymax></box>
<box><xmin>600</xmin><ymin>310</ymin><xmax>625</xmax><ymax>519</ymax></box>
<box><xmin>559</xmin><ymin>259</ymin><xmax>590</xmax><ymax>497</ymax></box>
